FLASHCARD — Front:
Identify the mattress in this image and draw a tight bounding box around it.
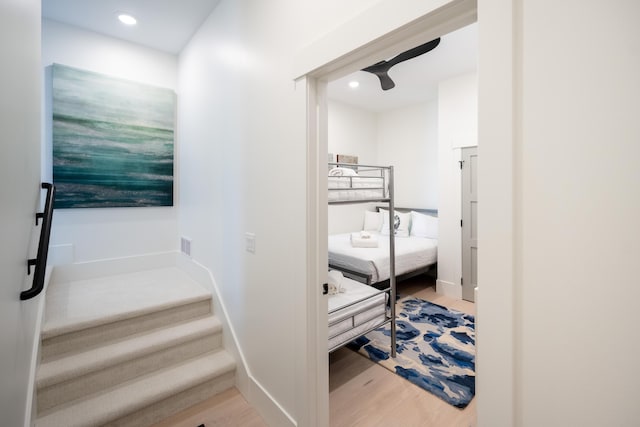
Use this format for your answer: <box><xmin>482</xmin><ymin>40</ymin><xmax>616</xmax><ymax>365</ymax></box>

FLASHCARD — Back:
<box><xmin>328</xmin><ymin>176</ymin><xmax>385</xmax><ymax>202</ymax></box>
<box><xmin>328</xmin><ymin>232</ymin><xmax>437</xmax><ymax>283</ymax></box>
<box><xmin>328</xmin><ymin>275</ymin><xmax>388</xmax><ymax>351</ymax></box>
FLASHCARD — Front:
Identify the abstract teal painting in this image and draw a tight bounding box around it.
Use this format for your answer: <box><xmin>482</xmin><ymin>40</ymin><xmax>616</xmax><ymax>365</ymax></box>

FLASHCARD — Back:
<box><xmin>52</xmin><ymin>64</ymin><xmax>175</xmax><ymax>208</ymax></box>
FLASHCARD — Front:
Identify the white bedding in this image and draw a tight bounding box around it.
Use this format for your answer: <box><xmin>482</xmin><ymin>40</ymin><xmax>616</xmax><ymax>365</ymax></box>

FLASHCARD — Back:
<box><xmin>328</xmin><ymin>275</ymin><xmax>388</xmax><ymax>351</ymax></box>
<box><xmin>328</xmin><ymin>176</ymin><xmax>385</xmax><ymax>202</ymax></box>
<box><xmin>328</xmin><ymin>232</ymin><xmax>437</xmax><ymax>283</ymax></box>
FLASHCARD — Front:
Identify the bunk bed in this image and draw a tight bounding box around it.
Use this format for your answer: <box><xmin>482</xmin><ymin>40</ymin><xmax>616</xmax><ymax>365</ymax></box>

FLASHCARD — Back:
<box><xmin>328</xmin><ymin>272</ymin><xmax>388</xmax><ymax>352</ymax></box>
<box><xmin>327</xmin><ymin>163</ymin><xmax>397</xmax><ymax>356</ymax></box>
<box><xmin>328</xmin><ymin>207</ymin><xmax>438</xmax><ymax>286</ymax></box>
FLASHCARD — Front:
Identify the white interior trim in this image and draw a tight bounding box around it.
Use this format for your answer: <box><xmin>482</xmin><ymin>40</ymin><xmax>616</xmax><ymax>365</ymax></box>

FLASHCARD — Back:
<box><xmin>293</xmin><ymin>0</ymin><xmax>476</xmax><ymax>81</ymax></box>
<box><xmin>436</xmin><ymin>279</ymin><xmax>462</xmax><ymax>300</ymax></box>
<box><xmin>476</xmin><ymin>0</ymin><xmax>516</xmax><ymax>425</ymax></box>
<box><xmin>296</xmin><ymin>73</ymin><xmax>330</xmax><ymax>427</ymax></box>
<box><xmin>50</xmin><ymin>251</ymin><xmax>178</xmax><ymax>283</ymax></box>
<box><xmin>175</xmin><ymin>255</ymin><xmax>250</xmax><ymax>398</ymax></box>
<box><xmin>176</xmin><ymin>254</ymin><xmax>298</xmax><ymax>427</ymax></box>
<box><xmin>298</xmin><ymin>1</ymin><xmax>496</xmax><ymax>426</ymax></box>
<box><xmin>249</xmin><ymin>377</ymin><xmax>296</xmax><ymax>427</ymax></box>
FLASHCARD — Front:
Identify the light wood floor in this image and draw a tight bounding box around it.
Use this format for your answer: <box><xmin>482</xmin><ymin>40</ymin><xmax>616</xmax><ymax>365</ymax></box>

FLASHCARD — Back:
<box><xmin>151</xmin><ymin>387</ymin><xmax>267</xmax><ymax>427</ymax></box>
<box><xmin>154</xmin><ymin>275</ymin><xmax>475</xmax><ymax>427</ymax></box>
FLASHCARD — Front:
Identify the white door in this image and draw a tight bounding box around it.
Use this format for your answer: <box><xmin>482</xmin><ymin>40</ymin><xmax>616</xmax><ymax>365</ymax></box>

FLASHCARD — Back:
<box><xmin>461</xmin><ymin>146</ymin><xmax>477</xmax><ymax>302</ymax></box>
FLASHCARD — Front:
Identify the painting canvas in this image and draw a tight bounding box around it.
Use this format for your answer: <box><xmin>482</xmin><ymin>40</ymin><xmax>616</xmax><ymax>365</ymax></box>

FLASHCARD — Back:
<box><xmin>52</xmin><ymin>64</ymin><xmax>175</xmax><ymax>208</ymax></box>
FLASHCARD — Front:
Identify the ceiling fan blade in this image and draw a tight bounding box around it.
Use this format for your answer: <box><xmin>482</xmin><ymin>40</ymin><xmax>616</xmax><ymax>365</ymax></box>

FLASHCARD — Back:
<box><xmin>375</xmin><ymin>71</ymin><xmax>396</xmax><ymax>91</ymax></box>
<box><xmin>361</xmin><ymin>38</ymin><xmax>441</xmax><ymax>90</ymax></box>
<box><xmin>362</xmin><ymin>61</ymin><xmax>396</xmax><ymax>90</ymax></box>
<box><xmin>387</xmin><ymin>38</ymin><xmax>441</xmax><ymax>67</ymax></box>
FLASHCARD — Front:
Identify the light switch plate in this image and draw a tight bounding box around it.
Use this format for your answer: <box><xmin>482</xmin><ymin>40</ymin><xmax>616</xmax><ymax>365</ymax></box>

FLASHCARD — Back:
<box><xmin>245</xmin><ymin>232</ymin><xmax>256</xmax><ymax>253</ymax></box>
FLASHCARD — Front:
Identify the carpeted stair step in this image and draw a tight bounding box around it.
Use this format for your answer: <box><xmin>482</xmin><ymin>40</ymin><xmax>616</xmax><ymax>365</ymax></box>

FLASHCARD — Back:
<box><xmin>35</xmin><ymin>350</ymin><xmax>236</xmax><ymax>427</ymax></box>
<box><xmin>36</xmin><ymin>315</ymin><xmax>223</xmax><ymax>413</ymax></box>
<box><xmin>40</xmin><ymin>295</ymin><xmax>212</xmax><ymax>360</ymax></box>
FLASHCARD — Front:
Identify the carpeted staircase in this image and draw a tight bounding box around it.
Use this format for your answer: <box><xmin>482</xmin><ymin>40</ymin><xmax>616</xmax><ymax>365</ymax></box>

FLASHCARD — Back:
<box><xmin>35</xmin><ymin>267</ymin><xmax>236</xmax><ymax>427</ymax></box>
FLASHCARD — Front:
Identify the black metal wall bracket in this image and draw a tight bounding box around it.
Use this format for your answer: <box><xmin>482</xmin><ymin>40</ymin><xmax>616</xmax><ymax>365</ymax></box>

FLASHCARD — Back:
<box><xmin>322</xmin><ymin>283</ymin><xmax>328</xmax><ymax>295</ymax></box>
<box><xmin>21</xmin><ymin>183</ymin><xmax>55</xmax><ymax>300</ymax></box>
<box><xmin>27</xmin><ymin>259</ymin><xmax>37</xmax><ymax>275</ymax></box>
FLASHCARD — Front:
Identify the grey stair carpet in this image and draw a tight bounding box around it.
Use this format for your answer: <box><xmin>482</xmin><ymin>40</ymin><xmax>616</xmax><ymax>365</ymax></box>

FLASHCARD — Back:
<box><xmin>35</xmin><ymin>267</ymin><xmax>236</xmax><ymax>427</ymax></box>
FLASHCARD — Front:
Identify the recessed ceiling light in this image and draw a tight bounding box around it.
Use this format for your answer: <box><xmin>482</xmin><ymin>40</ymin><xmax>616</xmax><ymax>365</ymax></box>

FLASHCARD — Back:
<box><xmin>118</xmin><ymin>14</ymin><xmax>137</xmax><ymax>25</ymax></box>
<box><xmin>348</xmin><ymin>81</ymin><xmax>360</xmax><ymax>89</ymax></box>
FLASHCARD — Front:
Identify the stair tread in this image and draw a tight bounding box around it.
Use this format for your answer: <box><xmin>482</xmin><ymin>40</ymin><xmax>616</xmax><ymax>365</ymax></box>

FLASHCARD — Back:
<box><xmin>38</xmin><ymin>315</ymin><xmax>223</xmax><ymax>389</ymax></box>
<box><xmin>36</xmin><ymin>351</ymin><xmax>236</xmax><ymax>427</ymax></box>
<box><xmin>43</xmin><ymin>267</ymin><xmax>212</xmax><ymax>339</ymax></box>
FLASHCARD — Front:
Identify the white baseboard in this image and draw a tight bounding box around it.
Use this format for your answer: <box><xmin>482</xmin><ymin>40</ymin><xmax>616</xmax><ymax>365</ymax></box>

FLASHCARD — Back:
<box><xmin>436</xmin><ymin>279</ymin><xmax>462</xmax><ymax>300</ymax></box>
<box><xmin>176</xmin><ymin>254</ymin><xmax>295</xmax><ymax>427</ymax></box>
<box><xmin>249</xmin><ymin>377</ymin><xmax>296</xmax><ymax>427</ymax></box>
<box><xmin>49</xmin><ymin>244</ymin><xmax>74</xmax><ymax>266</ymax></box>
<box><xmin>175</xmin><ymin>254</ymin><xmax>250</xmax><ymax>398</ymax></box>
<box><xmin>50</xmin><ymin>251</ymin><xmax>178</xmax><ymax>283</ymax></box>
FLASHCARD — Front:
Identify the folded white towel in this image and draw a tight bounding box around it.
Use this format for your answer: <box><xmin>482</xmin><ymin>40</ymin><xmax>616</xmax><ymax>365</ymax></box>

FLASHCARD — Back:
<box><xmin>328</xmin><ymin>270</ymin><xmax>344</xmax><ymax>295</ymax></box>
<box><xmin>350</xmin><ymin>232</ymin><xmax>379</xmax><ymax>248</ymax></box>
<box><xmin>329</xmin><ymin>167</ymin><xmax>358</xmax><ymax>177</ymax></box>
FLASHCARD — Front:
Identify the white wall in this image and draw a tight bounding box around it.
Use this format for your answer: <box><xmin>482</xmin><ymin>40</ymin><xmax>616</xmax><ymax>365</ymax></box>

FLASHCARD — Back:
<box><xmin>439</xmin><ymin>73</ymin><xmax>477</xmax><ymax>149</ymax></box>
<box><xmin>328</xmin><ymin>100</ymin><xmax>438</xmax><ymax>233</ymax></box>
<box><xmin>0</xmin><ymin>1</ymin><xmax>42</xmax><ymax>425</ymax></box>
<box><xmin>177</xmin><ymin>1</ymin><xmax>383</xmax><ymax>424</ymax></box>
<box><xmin>437</xmin><ymin>72</ymin><xmax>477</xmax><ymax>298</ymax></box>
<box><xmin>327</xmin><ymin>100</ymin><xmax>378</xmax><ymax>234</ymax></box>
<box><xmin>516</xmin><ymin>1</ymin><xmax>640</xmax><ymax>425</ymax></box>
<box><xmin>376</xmin><ymin>101</ymin><xmax>438</xmax><ymax>208</ymax></box>
<box><xmin>42</xmin><ymin>20</ymin><xmax>179</xmax><ymax>263</ymax></box>
<box><xmin>478</xmin><ymin>1</ymin><xmax>640</xmax><ymax>426</ymax></box>
<box><xmin>328</xmin><ymin>100</ymin><xmax>378</xmax><ymax>165</ymax></box>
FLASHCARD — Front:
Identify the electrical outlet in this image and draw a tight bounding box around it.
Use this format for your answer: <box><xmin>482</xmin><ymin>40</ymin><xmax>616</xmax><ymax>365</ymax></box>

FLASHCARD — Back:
<box><xmin>181</xmin><ymin>237</ymin><xmax>192</xmax><ymax>256</ymax></box>
<box><xmin>245</xmin><ymin>232</ymin><xmax>256</xmax><ymax>253</ymax></box>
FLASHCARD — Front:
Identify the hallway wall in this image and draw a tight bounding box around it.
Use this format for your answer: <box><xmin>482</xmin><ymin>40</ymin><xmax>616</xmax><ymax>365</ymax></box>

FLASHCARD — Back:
<box><xmin>0</xmin><ymin>1</ymin><xmax>43</xmax><ymax>425</ymax></box>
<box><xmin>177</xmin><ymin>0</ymin><xmax>383</xmax><ymax>424</ymax></box>
<box><xmin>42</xmin><ymin>20</ymin><xmax>179</xmax><ymax>264</ymax></box>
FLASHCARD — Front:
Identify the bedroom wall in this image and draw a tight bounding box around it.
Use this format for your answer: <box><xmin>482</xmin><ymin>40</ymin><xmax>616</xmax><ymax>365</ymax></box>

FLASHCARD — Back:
<box><xmin>328</xmin><ymin>100</ymin><xmax>378</xmax><ymax>234</ymax></box>
<box><xmin>42</xmin><ymin>20</ymin><xmax>180</xmax><ymax>263</ymax></box>
<box><xmin>437</xmin><ymin>72</ymin><xmax>477</xmax><ymax>298</ymax></box>
<box><xmin>327</xmin><ymin>100</ymin><xmax>439</xmax><ymax>234</ymax></box>
<box><xmin>177</xmin><ymin>0</ymin><xmax>384</xmax><ymax>424</ymax></box>
<box><xmin>376</xmin><ymin>101</ymin><xmax>438</xmax><ymax>209</ymax></box>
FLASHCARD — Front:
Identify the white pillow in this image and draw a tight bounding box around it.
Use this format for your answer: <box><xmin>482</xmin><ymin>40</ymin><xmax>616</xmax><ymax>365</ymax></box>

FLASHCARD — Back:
<box><xmin>410</xmin><ymin>211</ymin><xmax>438</xmax><ymax>239</ymax></box>
<box><xmin>363</xmin><ymin>210</ymin><xmax>383</xmax><ymax>231</ymax></box>
<box><xmin>379</xmin><ymin>209</ymin><xmax>410</xmax><ymax>237</ymax></box>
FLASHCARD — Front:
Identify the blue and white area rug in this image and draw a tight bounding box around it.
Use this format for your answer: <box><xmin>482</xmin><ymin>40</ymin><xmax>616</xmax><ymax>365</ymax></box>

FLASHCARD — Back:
<box><xmin>347</xmin><ymin>297</ymin><xmax>476</xmax><ymax>408</ymax></box>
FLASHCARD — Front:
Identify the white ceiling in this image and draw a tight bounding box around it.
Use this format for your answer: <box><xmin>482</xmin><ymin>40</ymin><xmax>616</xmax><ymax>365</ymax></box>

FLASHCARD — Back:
<box><xmin>41</xmin><ymin>0</ymin><xmax>221</xmax><ymax>54</ymax></box>
<box><xmin>42</xmin><ymin>2</ymin><xmax>476</xmax><ymax>111</ymax></box>
<box><xmin>328</xmin><ymin>23</ymin><xmax>477</xmax><ymax>112</ymax></box>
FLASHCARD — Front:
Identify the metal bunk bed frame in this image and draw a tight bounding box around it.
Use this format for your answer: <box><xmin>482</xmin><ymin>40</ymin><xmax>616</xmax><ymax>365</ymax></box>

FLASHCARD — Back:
<box><xmin>328</xmin><ymin>162</ymin><xmax>397</xmax><ymax>357</ymax></box>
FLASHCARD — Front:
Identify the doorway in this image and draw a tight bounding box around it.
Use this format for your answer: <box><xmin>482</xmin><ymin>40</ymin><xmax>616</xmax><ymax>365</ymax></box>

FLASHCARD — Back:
<box><xmin>325</xmin><ymin>28</ymin><xmax>477</xmax><ymax>424</ymax></box>
<box><xmin>298</xmin><ymin>1</ymin><xmax>518</xmax><ymax>426</ymax></box>
<box><xmin>299</xmin><ymin>4</ymin><xmax>480</xmax><ymax>425</ymax></box>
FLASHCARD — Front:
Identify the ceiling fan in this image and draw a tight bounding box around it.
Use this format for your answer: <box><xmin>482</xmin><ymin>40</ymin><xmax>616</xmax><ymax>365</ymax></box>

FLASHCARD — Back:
<box><xmin>362</xmin><ymin>38</ymin><xmax>441</xmax><ymax>91</ymax></box>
